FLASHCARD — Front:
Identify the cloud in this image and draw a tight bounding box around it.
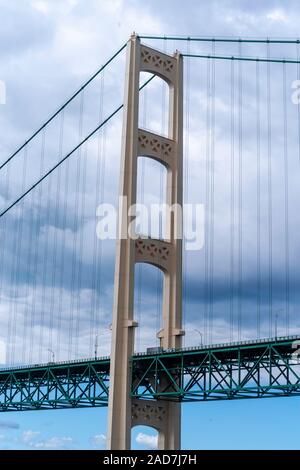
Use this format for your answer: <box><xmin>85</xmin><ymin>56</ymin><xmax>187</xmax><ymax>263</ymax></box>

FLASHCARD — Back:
<box><xmin>20</xmin><ymin>430</ymin><xmax>74</xmax><ymax>449</ymax></box>
<box><xmin>136</xmin><ymin>432</ymin><xmax>158</xmax><ymax>450</ymax></box>
<box><xmin>33</xmin><ymin>436</ymin><xmax>74</xmax><ymax>449</ymax></box>
<box><xmin>31</xmin><ymin>1</ymin><xmax>49</xmax><ymax>15</ymax></box>
<box><xmin>90</xmin><ymin>434</ymin><xmax>106</xmax><ymax>449</ymax></box>
<box><xmin>266</xmin><ymin>9</ymin><xmax>288</xmax><ymax>23</ymax></box>
<box><xmin>20</xmin><ymin>430</ymin><xmax>40</xmax><ymax>444</ymax></box>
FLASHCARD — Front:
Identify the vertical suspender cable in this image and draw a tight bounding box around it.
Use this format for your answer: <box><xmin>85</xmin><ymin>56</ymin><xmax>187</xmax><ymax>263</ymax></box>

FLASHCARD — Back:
<box><xmin>256</xmin><ymin>60</ymin><xmax>261</xmax><ymax>339</ymax></box>
<box><xmin>282</xmin><ymin>61</ymin><xmax>290</xmax><ymax>335</ymax></box>
<box><xmin>69</xmin><ymin>90</ymin><xmax>85</xmax><ymax>359</ymax></box>
<box><xmin>49</xmin><ymin>110</ymin><xmax>64</xmax><ymax>361</ymax></box>
<box><xmin>22</xmin><ymin>163</ymin><xmax>36</xmax><ymax>362</ymax></box>
<box><xmin>98</xmin><ymin>104</ymin><xmax>107</xmax><ymax>353</ymax></box>
<box><xmin>204</xmin><ymin>57</ymin><xmax>211</xmax><ymax>345</ymax></box>
<box><xmin>0</xmin><ymin>163</ymin><xmax>10</xmax><ymax>363</ymax></box>
<box><xmin>90</xmin><ymin>71</ymin><xmax>105</xmax><ymax>356</ymax></box>
<box><xmin>209</xmin><ymin>41</ymin><xmax>216</xmax><ymax>344</ymax></box>
<box><xmin>230</xmin><ymin>59</ymin><xmax>235</xmax><ymax>342</ymax></box>
<box><xmin>14</xmin><ymin>148</ymin><xmax>28</xmax><ymax>362</ymax></box>
<box><xmin>57</xmin><ymin>113</ymin><xmax>70</xmax><ymax>360</ymax></box>
<box><xmin>75</xmin><ymin>135</ymin><xmax>88</xmax><ymax>357</ymax></box>
<box><xmin>183</xmin><ymin>39</ymin><xmax>190</xmax><ymax>347</ymax></box>
<box><xmin>39</xmin><ymin>141</ymin><xmax>54</xmax><ymax>361</ymax></box>
<box><xmin>9</xmin><ymin>147</ymin><xmax>28</xmax><ymax>364</ymax></box>
<box><xmin>7</xmin><ymin>210</ymin><xmax>18</xmax><ymax>364</ymax></box>
<box><xmin>266</xmin><ymin>41</ymin><xmax>273</xmax><ymax>337</ymax></box>
<box><xmin>29</xmin><ymin>128</ymin><xmax>46</xmax><ymax>363</ymax></box>
<box><xmin>238</xmin><ymin>41</ymin><xmax>243</xmax><ymax>341</ymax></box>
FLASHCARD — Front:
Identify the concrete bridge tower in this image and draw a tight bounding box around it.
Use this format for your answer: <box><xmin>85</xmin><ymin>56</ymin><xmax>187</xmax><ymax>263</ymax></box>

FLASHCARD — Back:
<box><xmin>107</xmin><ymin>34</ymin><xmax>184</xmax><ymax>450</ymax></box>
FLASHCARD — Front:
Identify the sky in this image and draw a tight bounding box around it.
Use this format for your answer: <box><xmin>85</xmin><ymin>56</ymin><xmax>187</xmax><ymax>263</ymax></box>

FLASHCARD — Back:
<box><xmin>1</xmin><ymin>0</ymin><xmax>300</xmax><ymax>450</ymax></box>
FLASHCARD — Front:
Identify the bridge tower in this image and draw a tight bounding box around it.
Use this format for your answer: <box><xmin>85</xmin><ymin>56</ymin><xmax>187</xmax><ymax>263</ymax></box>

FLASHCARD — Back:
<box><xmin>107</xmin><ymin>35</ymin><xmax>184</xmax><ymax>450</ymax></box>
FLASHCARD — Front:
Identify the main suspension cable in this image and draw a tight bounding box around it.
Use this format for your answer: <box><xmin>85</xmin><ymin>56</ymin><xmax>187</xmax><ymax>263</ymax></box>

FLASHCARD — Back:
<box><xmin>0</xmin><ymin>75</ymin><xmax>155</xmax><ymax>220</ymax></box>
<box><xmin>0</xmin><ymin>43</ymin><xmax>127</xmax><ymax>171</ymax></box>
<box><xmin>139</xmin><ymin>35</ymin><xmax>300</xmax><ymax>45</ymax></box>
<box><xmin>182</xmin><ymin>53</ymin><xmax>300</xmax><ymax>64</ymax></box>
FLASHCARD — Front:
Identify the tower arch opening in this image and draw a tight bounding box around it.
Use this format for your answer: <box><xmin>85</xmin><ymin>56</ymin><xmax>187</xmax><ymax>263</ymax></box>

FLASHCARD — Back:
<box><xmin>134</xmin><ymin>263</ymin><xmax>163</xmax><ymax>354</ymax></box>
<box><xmin>136</xmin><ymin>156</ymin><xmax>167</xmax><ymax>240</ymax></box>
<box><xmin>131</xmin><ymin>425</ymin><xmax>158</xmax><ymax>450</ymax></box>
<box><xmin>139</xmin><ymin>72</ymin><xmax>170</xmax><ymax>138</ymax></box>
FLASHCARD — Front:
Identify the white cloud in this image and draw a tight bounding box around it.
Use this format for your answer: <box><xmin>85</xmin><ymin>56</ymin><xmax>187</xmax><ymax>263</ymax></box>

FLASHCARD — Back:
<box><xmin>18</xmin><ymin>430</ymin><xmax>74</xmax><ymax>449</ymax></box>
<box><xmin>21</xmin><ymin>430</ymin><xmax>40</xmax><ymax>444</ymax></box>
<box><xmin>266</xmin><ymin>9</ymin><xmax>288</xmax><ymax>23</ymax></box>
<box><xmin>136</xmin><ymin>432</ymin><xmax>158</xmax><ymax>449</ymax></box>
<box><xmin>90</xmin><ymin>434</ymin><xmax>106</xmax><ymax>449</ymax></box>
<box><xmin>31</xmin><ymin>0</ymin><xmax>78</xmax><ymax>16</ymax></box>
<box><xmin>31</xmin><ymin>1</ymin><xmax>49</xmax><ymax>15</ymax></box>
<box><xmin>33</xmin><ymin>436</ymin><xmax>74</xmax><ymax>449</ymax></box>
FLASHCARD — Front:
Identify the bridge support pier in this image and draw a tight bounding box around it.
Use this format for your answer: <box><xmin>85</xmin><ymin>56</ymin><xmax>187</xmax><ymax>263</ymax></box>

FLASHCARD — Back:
<box><xmin>132</xmin><ymin>400</ymin><xmax>180</xmax><ymax>449</ymax></box>
<box><xmin>107</xmin><ymin>34</ymin><xmax>183</xmax><ymax>450</ymax></box>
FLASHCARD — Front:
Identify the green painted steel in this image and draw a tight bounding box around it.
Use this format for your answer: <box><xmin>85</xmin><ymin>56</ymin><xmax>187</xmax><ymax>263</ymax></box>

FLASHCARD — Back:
<box><xmin>132</xmin><ymin>336</ymin><xmax>300</xmax><ymax>401</ymax></box>
<box><xmin>0</xmin><ymin>336</ymin><xmax>299</xmax><ymax>411</ymax></box>
<box><xmin>182</xmin><ymin>53</ymin><xmax>300</xmax><ymax>64</ymax></box>
<box><xmin>138</xmin><ymin>35</ymin><xmax>300</xmax><ymax>44</ymax></box>
<box><xmin>0</xmin><ymin>358</ymin><xmax>110</xmax><ymax>411</ymax></box>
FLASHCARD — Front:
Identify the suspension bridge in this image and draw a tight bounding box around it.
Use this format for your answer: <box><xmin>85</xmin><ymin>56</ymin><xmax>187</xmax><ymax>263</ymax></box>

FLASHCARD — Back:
<box><xmin>1</xmin><ymin>34</ymin><xmax>300</xmax><ymax>449</ymax></box>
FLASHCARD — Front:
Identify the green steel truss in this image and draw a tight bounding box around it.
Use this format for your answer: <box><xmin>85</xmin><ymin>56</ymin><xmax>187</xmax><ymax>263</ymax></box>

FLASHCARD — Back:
<box><xmin>132</xmin><ymin>336</ymin><xmax>300</xmax><ymax>401</ymax></box>
<box><xmin>0</xmin><ymin>336</ymin><xmax>300</xmax><ymax>411</ymax></box>
<box><xmin>0</xmin><ymin>359</ymin><xmax>110</xmax><ymax>411</ymax></box>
